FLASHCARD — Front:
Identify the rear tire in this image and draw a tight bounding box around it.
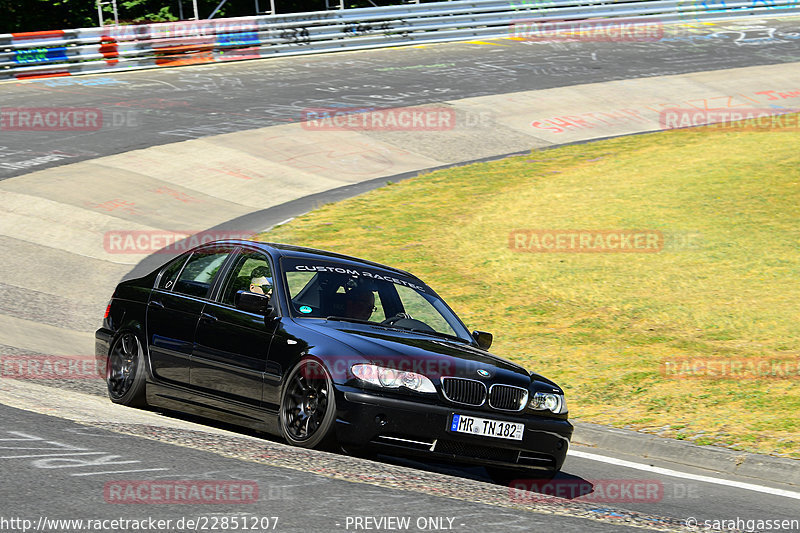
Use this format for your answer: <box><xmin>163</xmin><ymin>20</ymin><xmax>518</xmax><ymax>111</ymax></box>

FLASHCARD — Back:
<box><xmin>279</xmin><ymin>359</ymin><xmax>338</xmax><ymax>450</ymax></box>
<box><xmin>106</xmin><ymin>332</ymin><xmax>148</xmax><ymax>407</ymax></box>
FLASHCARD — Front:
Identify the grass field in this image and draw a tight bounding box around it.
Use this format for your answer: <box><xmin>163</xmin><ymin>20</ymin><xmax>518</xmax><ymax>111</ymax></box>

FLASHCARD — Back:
<box><xmin>258</xmin><ymin>122</ymin><xmax>800</xmax><ymax>458</ymax></box>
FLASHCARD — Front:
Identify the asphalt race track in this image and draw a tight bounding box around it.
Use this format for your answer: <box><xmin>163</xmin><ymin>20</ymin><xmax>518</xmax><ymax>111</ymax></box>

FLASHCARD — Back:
<box><xmin>1</xmin><ymin>380</ymin><xmax>799</xmax><ymax>532</ymax></box>
<box><xmin>1</xmin><ymin>18</ymin><xmax>800</xmax><ymax>178</ymax></box>
<box><xmin>1</xmin><ymin>15</ymin><xmax>800</xmax><ymax>533</ymax></box>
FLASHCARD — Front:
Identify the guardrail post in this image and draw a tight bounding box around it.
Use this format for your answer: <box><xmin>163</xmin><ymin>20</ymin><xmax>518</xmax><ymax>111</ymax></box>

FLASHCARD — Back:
<box><xmin>255</xmin><ymin>0</ymin><xmax>276</xmax><ymax>14</ymax></box>
<box><xmin>95</xmin><ymin>0</ymin><xmax>119</xmax><ymax>27</ymax></box>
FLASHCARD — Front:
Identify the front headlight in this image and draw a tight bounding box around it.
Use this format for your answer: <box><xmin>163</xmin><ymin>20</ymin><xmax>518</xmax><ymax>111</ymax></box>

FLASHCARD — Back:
<box><xmin>351</xmin><ymin>364</ymin><xmax>436</xmax><ymax>393</ymax></box>
<box><xmin>528</xmin><ymin>391</ymin><xmax>567</xmax><ymax>414</ymax></box>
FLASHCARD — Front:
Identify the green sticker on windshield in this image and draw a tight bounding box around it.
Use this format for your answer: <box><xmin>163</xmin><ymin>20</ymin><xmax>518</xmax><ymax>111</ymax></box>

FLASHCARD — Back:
<box><xmin>299</xmin><ymin>305</ymin><xmax>312</xmax><ymax>314</ymax></box>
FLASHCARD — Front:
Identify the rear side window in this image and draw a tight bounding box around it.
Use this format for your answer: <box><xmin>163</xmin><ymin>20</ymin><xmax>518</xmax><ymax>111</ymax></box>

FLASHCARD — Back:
<box><xmin>158</xmin><ymin>256</ymin><xmax>187</xmax><ymax>290</ymax></box>
<box><xmin>173</xmin><ymin>248</ymin><xmax>230</xmax><ymax>298</ymax></box>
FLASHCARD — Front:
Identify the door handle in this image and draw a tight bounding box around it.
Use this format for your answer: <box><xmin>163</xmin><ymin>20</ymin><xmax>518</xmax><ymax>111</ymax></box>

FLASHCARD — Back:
<box><xmin>149</xmin><ymin>299</ymin><xmax>165</xmax><ymax>309</ymax></box>
<box><xmin>201</xmin><ymin>311</ymin><xmax>218</xmax><ymax>322</ymax></box>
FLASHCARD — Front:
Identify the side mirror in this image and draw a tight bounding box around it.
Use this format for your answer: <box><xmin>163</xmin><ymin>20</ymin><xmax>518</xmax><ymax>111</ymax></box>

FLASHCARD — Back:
<box><xmin>235</xmin><ymin>290</ymin><xmax>273</xmax><ymax>315</ymax></box>
<box><xmin>472</xmin><ymin>330</ymin><xmax>493</xmax><ymax>350</ymax></box>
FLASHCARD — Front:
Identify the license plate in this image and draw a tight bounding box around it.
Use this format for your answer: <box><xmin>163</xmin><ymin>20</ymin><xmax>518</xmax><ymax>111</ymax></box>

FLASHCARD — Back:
<box><xmin>450</xmin><ymin>414</ymin><xmax>524</xmax><ymax>441</ymax></box>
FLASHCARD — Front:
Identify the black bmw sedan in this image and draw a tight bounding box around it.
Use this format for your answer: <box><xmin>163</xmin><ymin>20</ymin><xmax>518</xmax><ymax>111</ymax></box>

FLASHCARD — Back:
<box><xmin>96</xmin><ymin>240</ymin><xmax>572</xmax><ymax>482</ymax></box>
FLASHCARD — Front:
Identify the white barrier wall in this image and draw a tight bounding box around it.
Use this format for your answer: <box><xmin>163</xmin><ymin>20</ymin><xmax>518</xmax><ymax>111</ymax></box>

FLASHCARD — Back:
<box><xmin>1</xmin><ymin>0</ymin><xmax>799</xmax><ymax>80</ymax></box>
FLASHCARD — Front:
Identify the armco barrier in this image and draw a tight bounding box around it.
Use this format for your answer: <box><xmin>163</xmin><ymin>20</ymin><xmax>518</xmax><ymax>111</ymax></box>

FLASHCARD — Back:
<box><xmin>2</xmin><ymin>0</ymin><xmax>799</xmax><ymax>80</ymax></box>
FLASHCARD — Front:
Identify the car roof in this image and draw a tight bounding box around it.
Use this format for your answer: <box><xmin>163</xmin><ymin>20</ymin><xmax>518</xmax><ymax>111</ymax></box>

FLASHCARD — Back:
<box><xmin>212</xmin><ymin>239</ymin><xmax>419</xmax><ymax>279</ymax></box>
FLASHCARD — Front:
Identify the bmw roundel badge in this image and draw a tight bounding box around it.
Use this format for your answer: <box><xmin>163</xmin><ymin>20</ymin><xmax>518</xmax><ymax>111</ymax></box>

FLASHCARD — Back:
<box><xmin>477</xmin><ymin>369</ymin><xmax>491</xmax><ymax>377</ymax></box>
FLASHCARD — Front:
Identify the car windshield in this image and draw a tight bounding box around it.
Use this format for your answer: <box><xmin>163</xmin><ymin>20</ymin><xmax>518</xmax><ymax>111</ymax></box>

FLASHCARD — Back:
<box><xmin>281</xmin><ymin>258</ymin><xmax>472</xmax><ymax>343</ymax></box>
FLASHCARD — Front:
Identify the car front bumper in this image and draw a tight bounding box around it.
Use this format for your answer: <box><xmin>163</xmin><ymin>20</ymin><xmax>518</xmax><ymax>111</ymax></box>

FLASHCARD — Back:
<box><xmin>334</xmin><ymin>386</ymin><xmax>572</xmax><ymax>474</ymax></box>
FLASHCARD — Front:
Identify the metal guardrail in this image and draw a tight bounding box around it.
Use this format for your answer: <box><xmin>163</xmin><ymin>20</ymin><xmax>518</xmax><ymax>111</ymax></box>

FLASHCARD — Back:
<box><xmin>1</xmin><ymin>0</ymin><xmax>799</xmax><ymax>80</ymax></box>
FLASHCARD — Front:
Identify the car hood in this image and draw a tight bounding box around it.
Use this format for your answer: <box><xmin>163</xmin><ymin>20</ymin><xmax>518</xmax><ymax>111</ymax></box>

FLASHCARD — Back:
<box><xmin>299</xmin><ymin>320</ymin><xmax>532</xmax><ymax>386</ymax></box>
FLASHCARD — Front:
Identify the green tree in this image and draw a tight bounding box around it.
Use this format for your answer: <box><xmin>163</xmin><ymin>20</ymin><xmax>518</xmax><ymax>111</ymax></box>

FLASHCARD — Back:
<box><xmin>0</xmin><ymin>0</ymin><xmax>95</xmax><ymax>33</ymax></box>
<box><xmin>0</xmin><ymin>0</ymin><xmax>407</xmax><ymax>33</ymax></box>
<box><xmin>0</xmin><ymin>0</ymin><xmax>249</xmax><ymax>32</ymax></box>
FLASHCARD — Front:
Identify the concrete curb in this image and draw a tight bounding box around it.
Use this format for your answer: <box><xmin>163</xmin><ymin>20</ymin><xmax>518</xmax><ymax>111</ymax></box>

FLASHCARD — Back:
<box><xmin>572</xmin><ymin>422</ymin><xmax>800</xmax><ymax>487</ymax></box>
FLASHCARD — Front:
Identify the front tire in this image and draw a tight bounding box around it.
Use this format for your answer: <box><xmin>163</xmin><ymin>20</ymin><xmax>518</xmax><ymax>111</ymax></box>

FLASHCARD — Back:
<box><xmin>279</xmin><ymin>359</ymin><xmax>338</xmax><ymax>450</ymax></box>
<box><xmin>106</xmin><ymin>332</ymin><xmax>148</xmax><ymax>407</ymax></box>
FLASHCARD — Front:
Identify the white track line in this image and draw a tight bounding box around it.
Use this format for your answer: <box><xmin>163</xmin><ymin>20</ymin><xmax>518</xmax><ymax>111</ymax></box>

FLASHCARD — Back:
<box><xmin>568</xmin><ymin>449</ymin><xmax>800</xmax><ymax>500</ymax></box>
<box><xmin>71</xmin><ymin>468</ymin><xmax>170</xmax><ymax>476</ymax></box>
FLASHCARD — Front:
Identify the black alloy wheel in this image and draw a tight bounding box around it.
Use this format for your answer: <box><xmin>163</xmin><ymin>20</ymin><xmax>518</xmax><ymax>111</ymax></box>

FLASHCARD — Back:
<box><xmin>280</xmin><ymin>359</ymin><xmax>337</xmax><ymax>449</ymax></box>
<box><xmin>106</xmin><ymin>332</ymin><xmax>147</xmax><ymax>407</ymax></box>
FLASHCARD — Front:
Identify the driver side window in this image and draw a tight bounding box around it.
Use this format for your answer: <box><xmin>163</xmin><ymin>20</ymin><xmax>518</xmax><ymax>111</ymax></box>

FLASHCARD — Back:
<box><xmin>220</xmin><ymin>251</ymin><xmax>273</xmax><ymax>306</ymax></box>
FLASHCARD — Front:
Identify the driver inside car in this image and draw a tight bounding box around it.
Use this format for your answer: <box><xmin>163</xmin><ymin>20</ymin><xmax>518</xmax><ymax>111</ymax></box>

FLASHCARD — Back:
<box><xmin>249</xmin><ymin>266</ymin><xmax>273</xmax><ymax>297</ymax></box>
<box><xmin>344</xmin><ymin>287</ymin><xmax>375</xmax><ymax>321</ymax></box>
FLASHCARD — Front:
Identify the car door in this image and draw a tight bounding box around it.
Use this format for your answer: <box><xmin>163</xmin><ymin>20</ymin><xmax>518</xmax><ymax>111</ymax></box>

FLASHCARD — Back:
<box><xmin>146</xmin><ymin>246</ymin><xmax>233</xmax><ymax>388</ymax></box>
<box><xmin>190</xmin><ymin>248</ymin><xmax>279</xmax><ymax>408</ymax></box>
